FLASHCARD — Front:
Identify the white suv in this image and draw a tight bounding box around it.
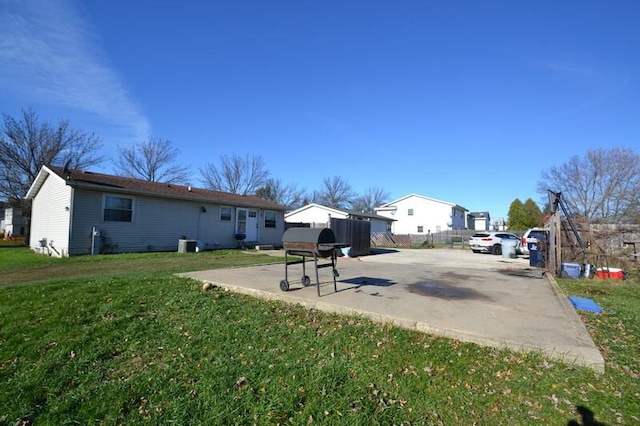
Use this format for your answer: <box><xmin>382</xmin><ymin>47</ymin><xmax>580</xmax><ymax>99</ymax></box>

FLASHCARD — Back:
<box><xmin>469</xmin><ymin>232</ymin><xmax>522</xmax><ymax>255</ymax></box>
<box><xmin>520</xmin><ymin>228</ymin><xmax>549</xmax><ymax>256</ymax></box>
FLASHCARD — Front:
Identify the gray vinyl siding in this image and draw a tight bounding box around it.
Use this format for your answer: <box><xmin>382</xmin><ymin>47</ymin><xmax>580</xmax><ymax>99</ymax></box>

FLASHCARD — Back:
<box><xmin>29</xmin><ymin>174</ymin><xmax>72</xmax><ymax>256</ymax></box>
<box><xmin>259</xmin><ymin>210</ymin><xmax>285</xmax><ymax>244</ymax></box>
<box><xmin>68</xmin><ymin>189</ymin><xmax>106</xmax><ymax>255</ymax></box>
<box><xmin>370</xmin><ymin>219</ymin><xmax>389</xmax><ymax>234</ymax></box>
<box><xmin>69</xmin><ymin>189</ymin><xmax>285</xmax><ymax>254</ymax></box>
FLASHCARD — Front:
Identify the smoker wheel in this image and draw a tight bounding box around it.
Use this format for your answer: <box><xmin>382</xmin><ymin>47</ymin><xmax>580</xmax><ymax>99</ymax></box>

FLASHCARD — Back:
<box><xmin>301</xmin><ymin>275</ymin><xmax>311</xmax><ymax>286</ymax></box>
<box><xmin>279</xmin><ymin>280</ymin><xmax>290</xmax><ymax>292</ymax></box>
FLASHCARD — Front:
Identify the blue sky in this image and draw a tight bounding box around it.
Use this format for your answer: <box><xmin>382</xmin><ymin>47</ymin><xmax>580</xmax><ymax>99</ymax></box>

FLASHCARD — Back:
<box><xmin>1</xmin><ymin>1</ymin><xmax>638</xmax><ymax>220</ymax></box>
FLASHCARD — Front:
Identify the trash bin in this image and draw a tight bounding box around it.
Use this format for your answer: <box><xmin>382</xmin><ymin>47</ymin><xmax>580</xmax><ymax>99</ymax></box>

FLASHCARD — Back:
<box><xmin>178</xmin><ymin>239</ymin><xmax>197</xmax><ymax>253</ymax></box>
<box><xmin>502</xmin><ymin>239</ymin><xmax>517</xmax><ymax>259</ymax></box>
<box><xmin>528</xmin><ymin>242</ymin><xmax>544</xmax><ymax>267</ymax></box>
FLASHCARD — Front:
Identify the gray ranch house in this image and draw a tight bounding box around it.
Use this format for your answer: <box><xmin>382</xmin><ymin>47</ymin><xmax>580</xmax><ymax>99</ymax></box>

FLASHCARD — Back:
<box><xmin>25</xmin><ymin>165</ymin><xmax>286</xmax><ymax>257</ymax></box>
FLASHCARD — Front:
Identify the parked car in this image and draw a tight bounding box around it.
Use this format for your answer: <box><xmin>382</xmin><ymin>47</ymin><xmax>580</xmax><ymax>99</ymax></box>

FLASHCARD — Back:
<box><xmin>520</xmin><ymin>227</ymin><xmax>549</xmax><ymax>256</ymax></box>
<box><xmin>469</xmin><ymin>232</ymin><xmax>522</xmax><ymax>255</ymax></box>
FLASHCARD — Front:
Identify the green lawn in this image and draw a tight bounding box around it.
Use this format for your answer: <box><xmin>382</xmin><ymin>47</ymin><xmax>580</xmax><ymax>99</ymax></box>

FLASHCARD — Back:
<box><xmin>1</xmin><ymin>248</ymin><xmax>638</xmax><ymax>424</ymax></box>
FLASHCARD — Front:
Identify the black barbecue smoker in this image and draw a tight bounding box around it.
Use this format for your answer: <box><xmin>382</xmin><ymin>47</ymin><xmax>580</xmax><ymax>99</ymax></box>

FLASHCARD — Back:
<box><xmin>280</xmin><ymin>227</ymin><xmax>346</xmax><ymax>296</ymax></box>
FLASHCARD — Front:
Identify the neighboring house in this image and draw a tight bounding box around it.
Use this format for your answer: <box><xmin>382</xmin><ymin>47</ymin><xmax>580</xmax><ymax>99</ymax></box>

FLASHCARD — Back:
<box><xmin>2</xmin><ymin>205</ymin><xmax>27</xmax><ymax>237</ymax></box>
<box><xmin>25</xmin><ymin>165</ymin><xmax>286</xmax><ymax>257</ymax></box>
<box><xmin>469</xmin><ymin>211</ymin><xmax>491</xmax><ymax>231</ymax></box>
<box><xmin>285</xmin><ymin>203</ymin><xmax>394</xmax><ymax>234</ymax></box>
<box><xmin>491</xmin><ymin>217</ymin><xmax>507</xmax><ymax>231</ymax></box>
<box><xmin>374</xmin><ymin>194</ymin><xmax>468</xmax><ymax>234</ymax></box>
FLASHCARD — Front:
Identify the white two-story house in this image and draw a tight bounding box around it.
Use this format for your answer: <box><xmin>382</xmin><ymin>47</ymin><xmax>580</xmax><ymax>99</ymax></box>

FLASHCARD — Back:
<box><xmin>374</xmin><ymin>194</ymin><xmax>468</xmax><ymax>235</ymax></box>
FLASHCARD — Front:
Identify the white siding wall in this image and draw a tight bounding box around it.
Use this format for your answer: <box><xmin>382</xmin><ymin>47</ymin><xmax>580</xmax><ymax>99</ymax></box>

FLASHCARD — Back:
<box><xmin>379</xmin><ymin>197</ymin><xmax>455</xmax><ymax>234</ymax></box>
<box><xmin>69</xmin><ymin>189</ymin><xmax>285</xmax><ymax>254</ymax></box>
<box><xmin>473</xmin><ymin>217</ymin><xmax>490</xmax><ymax>231</ymax></box>
<box><xmin>3</xmin><ymin>208</ymin><xmax>27</xmax><ymax>236</ymax></box>
<box><xmin>29</xmin><ymin>175</ymin><xmax>72</xmax><ymax>257</ymax></box>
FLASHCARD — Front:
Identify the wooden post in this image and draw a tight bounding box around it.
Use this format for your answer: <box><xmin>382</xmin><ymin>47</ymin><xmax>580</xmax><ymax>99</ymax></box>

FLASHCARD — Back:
<box><xmin>548</xmin><ymin>212</ymin><xmax>562</xmax><ymax>276</ymax></box>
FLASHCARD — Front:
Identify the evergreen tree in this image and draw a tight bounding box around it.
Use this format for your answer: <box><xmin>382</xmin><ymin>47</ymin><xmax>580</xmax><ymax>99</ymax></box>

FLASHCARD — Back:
<box><xmin>508</xmin><ymin>198</ymin><xmax>544</xmax><ymax>230</ymax></box>
<box><xmin>507</xmin><ymin>199</ymin><xmax>527</xmax><ymax>230</ymax></box>
<box><xmin>523</xmin><ymin>198</ymin><xmax>544</xmax><ymax>227</ymax></box>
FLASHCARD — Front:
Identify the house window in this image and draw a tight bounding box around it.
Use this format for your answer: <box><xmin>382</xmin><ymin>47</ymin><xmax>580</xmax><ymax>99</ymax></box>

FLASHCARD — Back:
<box><xmin>264</xmin><ymin>211</ymin><xmax>277</xmax><ymax>228</ymax></box>
<box><xmin>408</xmin><ymin>208</ymin><xmax>414</xmax><ymax>216</ymax></box>
<box><xmin>103</xmin><ymin>195</ymin><xmax>133</xmax><ymax>222</ymax></box>
<box><xmin>220</xmin><ymin>206</ymin><xmax>232</xmax><ymax>221</ymax></box>
<box><xmin>417</xmin><ymin>226</ymin><xmax>424</xmax><ymax>233</ymax></box>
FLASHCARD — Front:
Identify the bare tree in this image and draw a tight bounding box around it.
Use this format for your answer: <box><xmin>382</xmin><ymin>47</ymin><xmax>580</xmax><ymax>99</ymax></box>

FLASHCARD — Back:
<box><xmin>315</xmin><ymin>175</ymin><xmax>356</xmax><ymax>209</ymax></box>
<box><xmin>537</xmin><ymin>147</ymin><xmax>640</xmax><ymax>223</ymax></box>
<box><xmin>255</xmin><ymin>178</ymin><xmax>306</xmax><ymax>209</ymax></box>
<box><xmin>0</xmin><ymin>107</ymin><xmax>103</xmax><ymax>201</ymax></box>
<box><xmin>114</xmin><ymin>136</ymin><xmax>191</xmax><ymax>184</ymax></box>
<box><xmin>350</xmin><ymin>186</ymin><xmax>390</xmax><ymax>213</ymax></box>
<box><xmin>200</xmin><ymin>154</ymin><xmax>270</xmax><ymax>195</ymax></box>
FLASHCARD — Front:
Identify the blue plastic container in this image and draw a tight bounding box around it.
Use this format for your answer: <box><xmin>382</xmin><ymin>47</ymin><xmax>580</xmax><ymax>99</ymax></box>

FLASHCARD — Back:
<box><xmin>561</xmin><ymin>262</ymin><xmax>581</xmax><ymax>279</ymax></box>
<box><xmin>528</xmin><ymin>242</ymin><xmax>545</xmax><ymax>267</ymax></box>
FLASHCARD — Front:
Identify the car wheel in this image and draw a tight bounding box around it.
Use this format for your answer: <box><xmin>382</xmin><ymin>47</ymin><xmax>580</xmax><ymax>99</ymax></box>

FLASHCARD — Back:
<box><xmin>492</xmin><ymin>244</ymin><xmax>502</xmax><ymax>255</ymax></box>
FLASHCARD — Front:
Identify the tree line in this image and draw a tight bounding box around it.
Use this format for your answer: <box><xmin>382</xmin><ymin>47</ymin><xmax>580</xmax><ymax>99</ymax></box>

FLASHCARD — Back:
<box><xmin>2</xmin><ymin>108</ymin><xmax>639</xmax><ymax>224</ymax></box>
<box><xmin>0</xmin><ymin>108</ymin><xmax>389</xmax><ymax>212</ymax></box>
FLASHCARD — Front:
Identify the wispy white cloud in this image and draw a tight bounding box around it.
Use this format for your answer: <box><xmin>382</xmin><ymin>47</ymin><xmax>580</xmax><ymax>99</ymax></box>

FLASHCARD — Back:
<box><xmin>540</xmin><ymin>60</ymin><xmax>600</xmax><ymax>78</ymax></box>
<box><xmin>0</xmin><ymin>0</ymin><xmax>150</xmax><ymax>143</ymax></box>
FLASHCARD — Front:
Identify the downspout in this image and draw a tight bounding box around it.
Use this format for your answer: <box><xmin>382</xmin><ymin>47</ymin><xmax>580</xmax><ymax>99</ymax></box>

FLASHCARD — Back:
<box><xmin>256</xmin><ymin>209</ymin><xmax>260</xmax><ymax>243</ymax></box>
<box><xmin>68</xmin><ymin>187</ymin><xmax>75</xmax><ymax>256</ymax></box>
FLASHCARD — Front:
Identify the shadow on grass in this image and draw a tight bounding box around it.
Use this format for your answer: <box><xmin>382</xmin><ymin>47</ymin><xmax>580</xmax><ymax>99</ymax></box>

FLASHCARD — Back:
<box><xmin>567</xmin><ymin>405</ymin><xmax>608</xmax><ymax>425</ymax></box>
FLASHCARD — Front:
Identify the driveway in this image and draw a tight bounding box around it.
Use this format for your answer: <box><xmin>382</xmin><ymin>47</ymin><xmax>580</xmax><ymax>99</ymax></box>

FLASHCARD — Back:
<box><xmin>179</xmin><ymin>248</ymin><xmax>604</xmax><ymax>372</ymax></box>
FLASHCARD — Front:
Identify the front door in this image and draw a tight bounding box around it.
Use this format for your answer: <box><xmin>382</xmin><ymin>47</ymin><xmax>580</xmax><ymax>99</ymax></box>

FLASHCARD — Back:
<box><xmin>236</xmin><ymin>208</ymin><xmax>258</xmax><ymax>241</ymax></box>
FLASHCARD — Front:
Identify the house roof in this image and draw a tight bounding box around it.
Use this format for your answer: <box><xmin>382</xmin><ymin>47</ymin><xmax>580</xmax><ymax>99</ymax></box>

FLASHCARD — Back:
<box><xmin>470</xmin><ymin>211</ymin><xmax>491</xmax><ymax>218</ymax></box>
<box><xmin>285</xmin><ymin>203</ymin><xmax>394</xmax><ymax>221</ymax></box>
<box><xmin>344</xmin><ymin>208</ymin><xmax>396</xmax><ymax>221</ymax></box>
<box><xmin>285</xmin><ymin>203</ymin><xmax>343</xmax><ymax>218</ymax></box>
<box><xmin>26</xmin><ymin>166</ymin><xmax>286</xmax><ymax>211</ymax></box>
<box><xmin>377</xmin><ymin>193</ymin><xmax>468</xmax><ymax>211</ymax></box>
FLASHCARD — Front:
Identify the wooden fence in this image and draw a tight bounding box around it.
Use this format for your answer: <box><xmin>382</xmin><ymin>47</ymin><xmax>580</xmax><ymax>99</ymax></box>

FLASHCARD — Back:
<box><xmin>330</xmin><ymin>218</ymin><xmax>371</xmax><ymax>257</ymax></box>
<box><xmin>286</xmin><ymin>219</ymin><xmax>372</xmax><ymax>257</ymax></box>
<box><xmin>370</xmin><ymin>233</ymin><xmax>412</xmax><ymax>248</ymax></box>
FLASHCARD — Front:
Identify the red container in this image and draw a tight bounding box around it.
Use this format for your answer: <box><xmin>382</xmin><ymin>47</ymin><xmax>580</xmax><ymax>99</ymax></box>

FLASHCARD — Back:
<box><xmin>596</xmin><ymin>267</ymin><xmax>624</xmax><ymax>280</ymax></box>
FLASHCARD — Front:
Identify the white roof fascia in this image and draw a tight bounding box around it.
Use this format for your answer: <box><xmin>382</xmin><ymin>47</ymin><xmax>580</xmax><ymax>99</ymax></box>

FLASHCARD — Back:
<box><xmin>25</xmin><ymin>165</ymin><xmax>66</xmax><ymax>199</ymax></box>
<box><xmin>285</xmin><ymin>203</ymin><xmax>346</xmax><ymax>218</ymax></box>
<box><xmin>381</xmin><ymin>193</ymin><xmax>456</xmax><ymax>207</ymax></box>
